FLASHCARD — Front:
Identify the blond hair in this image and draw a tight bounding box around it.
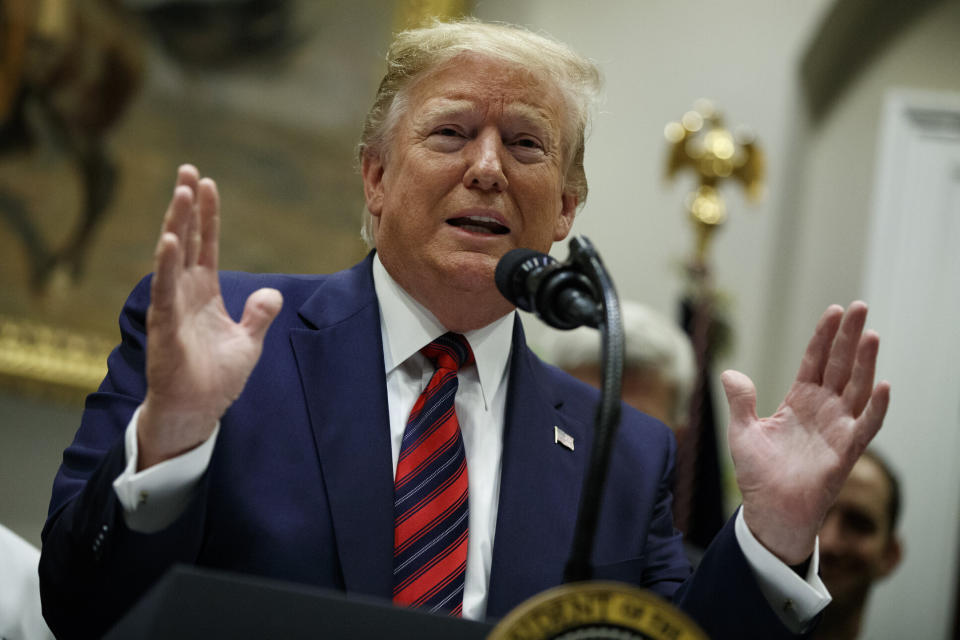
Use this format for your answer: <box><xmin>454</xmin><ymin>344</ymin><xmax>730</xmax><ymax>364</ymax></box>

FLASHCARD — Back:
<box><xmin>357</xmin><ymin>18</ymin><xmax>602</xmax><ymax>246</ymax></box>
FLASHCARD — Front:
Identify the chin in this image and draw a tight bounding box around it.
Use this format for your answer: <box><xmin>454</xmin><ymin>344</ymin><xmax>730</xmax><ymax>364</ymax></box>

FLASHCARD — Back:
<box><xmin>443</xmin><ymin>251</ymin><xmax>500</xmax><ymax>290</ymax></box>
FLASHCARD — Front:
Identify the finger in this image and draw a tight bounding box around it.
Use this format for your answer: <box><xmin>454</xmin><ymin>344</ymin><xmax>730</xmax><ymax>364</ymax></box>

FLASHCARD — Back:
<box><xmin>240</xmin><ymin>288</ymin><xmax>283</xmax><ymax>344</ymax></box>
<box><xmin>823</xmin><ymin>301</ymin><xmax>868</xmax><ymax>392</ymax></box>
<box><xmin>851</xmin><ymin>381</ymin><xmax>890</xmax><ymax>454</ymax></box>
<box><xmin>721</xmin><ymin>369</ymin><xmax>759</xmax><ymax>430</ymax></box>
<box><xmin>795</xmin><ymin>305</ymin><xmax>844</xmax><ymax>384</ymax></box>
<box><xmin>163</xmin><ymin>184</ymin><xmax>195</xmax><ymax>239</ymax></box>
<box><xmin>163</xmin><ymin>165</ymin><xmax>198</xmax><ymax>234</ymax></box>
<box><xmin>842</xmin><ymin>330</ymin><xmax>879</xmax><ymax>415</ymax></box>
<box><xmin>176</xmin><ymin>164</ymin><xmax>200</xmax><ymax>193</ymax></box>
<box><xmin>197</xmin><ymin>178</ymin><xmax>220</xmax><ymax>270</ymax></box>
<box><xmin>158</xmin><ymin>186</ymin><xmax>196</xmax><ymax>285</ymax></box>
<box><xmin>181</xmin><ymin>176</ymin><xmax>206</xmax><ymax>269</ymax></box>
<box><xmin>183</xmin><ymin>194</ymin><xmax>201</xmax><ymax>268</ymax></box>
<box><xmin>150</xmin><ymin>232</ymin><xmax>181</xmax><ymax>317</ymax></box>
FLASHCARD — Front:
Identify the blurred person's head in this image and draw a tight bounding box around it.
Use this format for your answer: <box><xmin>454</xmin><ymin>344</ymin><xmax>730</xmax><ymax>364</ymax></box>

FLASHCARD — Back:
<box><xmin>816</xmin><ymin>449</ymin><xmax>903</xmax><ymax>639</ymax></box>
<box><xmin>545</xmin><ymin>301</ymin><xmax>695</xmax><ymax>430</ymax></box>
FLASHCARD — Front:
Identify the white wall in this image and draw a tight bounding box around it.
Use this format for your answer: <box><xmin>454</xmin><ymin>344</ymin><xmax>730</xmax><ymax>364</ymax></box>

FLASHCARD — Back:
<box><xmin>858</xmin><ymin>87</ymin><xmax>960</xmax><ymax>640</ymax></box>
<box><xmin>762</xmin><ymin>0</ymin><xmax>960</xmax><ymax>411</ymax></box>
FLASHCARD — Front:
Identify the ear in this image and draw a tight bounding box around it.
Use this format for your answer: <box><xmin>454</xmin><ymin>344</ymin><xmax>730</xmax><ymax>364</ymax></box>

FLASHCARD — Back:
<box><xmin>878</xmin><ymin>535</ymin><xmax>903</xmax><ymax>579</ymax></box>
<box><xmin>361</xmin><ymin>150</ymin><xmax>385</xmax><ymax>217</ymax></box>
<box><xmin>552</xmin><ymin>190</ymin><xmax>578</xmax><ymax>242</ymax></box>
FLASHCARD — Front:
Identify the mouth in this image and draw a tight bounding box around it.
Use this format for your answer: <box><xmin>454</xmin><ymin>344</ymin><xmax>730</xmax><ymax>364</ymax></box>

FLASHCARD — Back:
<box><xmin>446</xmin><ymin>214</ymin><xmax>510</xmax><ymax>235</ymax></box>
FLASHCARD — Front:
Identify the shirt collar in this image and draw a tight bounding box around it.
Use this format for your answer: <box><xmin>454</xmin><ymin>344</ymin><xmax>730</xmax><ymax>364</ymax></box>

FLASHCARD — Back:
<box><xmin>373</xmin><ymin>254</ymin><xmax>514</xmax><ymax>410</ymax></box>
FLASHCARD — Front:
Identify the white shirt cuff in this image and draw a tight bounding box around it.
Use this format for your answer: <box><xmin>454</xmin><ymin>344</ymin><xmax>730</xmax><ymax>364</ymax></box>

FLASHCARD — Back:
<box><xmin>734</xmin><ymin>507</ymin><xmax>832</xmax><ymax>633</ymax></box>
<box><xmin>112</xmin><ymin>406</ymin><xmax>219</xmax><ymax>533</ymax></box>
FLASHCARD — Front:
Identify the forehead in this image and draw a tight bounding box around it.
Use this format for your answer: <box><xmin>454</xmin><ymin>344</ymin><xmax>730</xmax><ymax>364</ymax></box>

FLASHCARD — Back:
<box><xmin>405</xmin><ymin>53</ymin><xmax>568</xmax><ymax>129</ymax></box>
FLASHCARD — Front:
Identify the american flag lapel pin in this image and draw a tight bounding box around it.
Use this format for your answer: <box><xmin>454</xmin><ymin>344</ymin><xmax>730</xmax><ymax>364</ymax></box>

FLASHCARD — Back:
<box><xmin>554</xmin><ymin>426</ymin><xmax>574</xmax><ymax>451</ymax></box>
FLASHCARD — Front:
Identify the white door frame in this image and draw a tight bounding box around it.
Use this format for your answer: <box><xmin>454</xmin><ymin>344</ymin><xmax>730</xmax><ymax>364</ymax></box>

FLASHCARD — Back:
<box><xmin>861</xmin><ymin>88</ymin><xmax>960</xmax><ymax>639</ymax></box>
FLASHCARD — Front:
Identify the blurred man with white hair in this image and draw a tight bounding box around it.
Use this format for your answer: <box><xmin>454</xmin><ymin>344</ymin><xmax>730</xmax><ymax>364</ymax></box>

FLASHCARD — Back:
<box><xmin>544</xmin><ymin>300</ymin><xmax>696</xmax><ymax>431</ymax></box>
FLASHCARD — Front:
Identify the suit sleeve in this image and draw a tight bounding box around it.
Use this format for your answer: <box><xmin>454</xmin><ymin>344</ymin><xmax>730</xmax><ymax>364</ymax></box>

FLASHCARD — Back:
<box><xmin>655</xmin><ymin>447</ymin><xmax>813</xmax><ymax>638</ymax></box>
<box><xmin>38</xmin><ymin>276</ymin><xmax>211</xmax><ymax>640</ymax></box>
<box><xmin>674</xmin><ymin>518</ymin><xmax>814</xmax><ymax>638</ymax></box>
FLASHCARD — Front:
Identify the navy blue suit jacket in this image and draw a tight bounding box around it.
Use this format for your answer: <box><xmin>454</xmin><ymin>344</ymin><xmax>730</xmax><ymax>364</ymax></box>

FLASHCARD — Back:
<box><xmin>40</xmin><ymin>255</ymin><xmax>801</xmax><ymax>639</ymax></box>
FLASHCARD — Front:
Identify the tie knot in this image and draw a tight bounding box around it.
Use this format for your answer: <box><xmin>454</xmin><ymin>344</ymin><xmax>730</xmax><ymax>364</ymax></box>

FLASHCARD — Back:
<box><xmin>421</xmin><ymin>332</ymin><xmax>474</xmax><ymax>372</ymax></box>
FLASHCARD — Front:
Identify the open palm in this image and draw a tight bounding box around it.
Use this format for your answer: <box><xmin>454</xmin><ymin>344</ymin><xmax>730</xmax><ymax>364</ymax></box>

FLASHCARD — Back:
<box><xmin>723</xmin><ymin>303</ymin><xmax>890</xmax><ymax>564</ymax></box>
<box><xmin>138</xmin><ymin>166</ymin><xmax>283</xmax><ymax>469</ymax></box>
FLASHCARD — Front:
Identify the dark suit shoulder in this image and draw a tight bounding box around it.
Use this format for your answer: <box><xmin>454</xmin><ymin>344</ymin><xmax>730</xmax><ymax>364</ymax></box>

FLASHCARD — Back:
<box><xmin>121</xmin><ymin>270</ymin><xmax>329</xmax><ymax>312</ymax></box>
<box><xmin>217</xmin><ymin>270</ymin><xmax>327</xmax><ymax>312</ymax></box>
<box><xmin>220</xmin><ymin>255</ymin><xmax>377</xmax><ymax>328</ymax></box>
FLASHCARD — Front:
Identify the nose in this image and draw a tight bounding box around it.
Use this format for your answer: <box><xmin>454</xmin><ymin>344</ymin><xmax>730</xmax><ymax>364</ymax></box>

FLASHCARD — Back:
<box><xmin>463</xmin><ymin>128</ymin><xmax>508</xmax><ymax>192</ymax></box>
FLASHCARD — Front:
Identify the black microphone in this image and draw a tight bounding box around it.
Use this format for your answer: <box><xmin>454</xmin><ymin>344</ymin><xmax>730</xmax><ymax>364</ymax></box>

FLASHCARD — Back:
<box><xmin>494</xmin><ymin>248</ymin><xmax>601</xmax><ymax>330</ymax></box>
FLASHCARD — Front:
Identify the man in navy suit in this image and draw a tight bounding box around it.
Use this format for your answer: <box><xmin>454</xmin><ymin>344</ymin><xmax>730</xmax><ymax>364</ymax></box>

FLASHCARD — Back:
<box><xmin>40</xmin><ymin>19</ymin><xmax>890</xmax><ymax>639</ymax></box>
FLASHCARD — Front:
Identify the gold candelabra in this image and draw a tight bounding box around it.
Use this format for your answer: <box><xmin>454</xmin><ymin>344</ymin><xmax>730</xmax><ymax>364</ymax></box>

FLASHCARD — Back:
<box><xmin>664</xmin><ymin>99</ymin><xmax>765</xmax><ymax>266</ymax></box>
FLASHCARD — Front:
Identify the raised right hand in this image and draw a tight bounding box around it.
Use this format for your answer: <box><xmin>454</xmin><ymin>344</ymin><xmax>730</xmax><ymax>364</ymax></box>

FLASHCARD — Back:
<box><xmin>136</xmin><ymin>165</ymin><xmax>283</xmax><ymax>470</ymax></box>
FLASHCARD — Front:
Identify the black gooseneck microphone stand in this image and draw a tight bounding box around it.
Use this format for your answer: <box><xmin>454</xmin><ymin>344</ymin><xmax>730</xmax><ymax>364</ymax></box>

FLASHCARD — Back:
<box><xmin>559</xmin><ymin>236</ymin><xmax>625</xmax><ymax>584</ymax></box>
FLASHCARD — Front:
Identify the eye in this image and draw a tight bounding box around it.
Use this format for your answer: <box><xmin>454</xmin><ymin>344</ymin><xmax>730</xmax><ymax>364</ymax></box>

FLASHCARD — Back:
<box><xmin>508</xmin><ymin>135</ymin><xmax>547</xmax><ymax>162</ymax></box>
<box><xmin>434</xmin><ymin>126</ymin><xmax>464</xmax><ymax>138</ymax></box>
<box><xmin>511</xmin><ymin>136</ymin><xmax>543</xmax><ymax>150</ymax></box>
<box><xmin>425</xmin><ymin>125</ymin><xmax>469</xmax><ymax>152</ymax></box>
<box><xmin>842</xmin><ymin>510</ymin><xmax>878</xmax><ymax>535</ymax></box>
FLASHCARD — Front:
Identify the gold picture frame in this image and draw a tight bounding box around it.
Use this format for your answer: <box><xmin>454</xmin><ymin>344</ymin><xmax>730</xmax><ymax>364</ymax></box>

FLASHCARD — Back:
<box><xmin>0</xmin><ymin>0</ymin><xmax>468</xmax><ymax>404</ymax></box>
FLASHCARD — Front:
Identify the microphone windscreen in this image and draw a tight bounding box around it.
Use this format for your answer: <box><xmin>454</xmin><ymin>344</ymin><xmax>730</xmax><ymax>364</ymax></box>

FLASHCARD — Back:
<box><xmin>494</xmin><ymin>249</ymin><xmax>554</xmax><ymax>310</ymax></box>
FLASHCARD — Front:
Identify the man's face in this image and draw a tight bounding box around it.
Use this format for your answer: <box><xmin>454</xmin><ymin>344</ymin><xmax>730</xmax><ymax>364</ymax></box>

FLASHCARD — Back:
<box><xmin>819</xmin><ymin>456</ymin><xmax>902</xmax><ymax>608</ymax></box>
<box><xmin>362</xmin><ymin>53</ymin><xmax>577</xmax><ymax>307</ymax></box>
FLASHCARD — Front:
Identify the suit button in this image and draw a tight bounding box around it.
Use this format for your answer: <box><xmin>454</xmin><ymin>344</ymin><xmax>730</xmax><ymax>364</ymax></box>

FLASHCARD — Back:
<box><xmin>92</xmin><ymin>523</ymin><xmax>109</xmax><ymax>560</ymax></box>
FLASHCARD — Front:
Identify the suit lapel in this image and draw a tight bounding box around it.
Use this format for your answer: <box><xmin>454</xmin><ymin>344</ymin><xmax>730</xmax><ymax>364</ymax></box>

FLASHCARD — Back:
<box><xmin>486</xmin><ymin>318</ymin><xmax>592</xmax><ymax>617</ymax></box>
<box><xmin>289</xmin><ymin>256</ymin><xmax>395</xmax><ymax>599</ymax></box>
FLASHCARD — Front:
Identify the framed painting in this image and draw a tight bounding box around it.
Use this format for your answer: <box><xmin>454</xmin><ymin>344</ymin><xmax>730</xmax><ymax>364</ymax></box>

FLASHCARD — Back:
<box><xmin>0</xmin><ymin>0</ymin><xmax>468</xmax><ymax>403</ymax></box>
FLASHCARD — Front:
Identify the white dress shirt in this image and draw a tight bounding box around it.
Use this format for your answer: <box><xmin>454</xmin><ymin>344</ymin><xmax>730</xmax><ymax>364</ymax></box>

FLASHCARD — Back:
<box><xmin>112</xmin><ymin>254</ymin><xmax>829</xmax><ymax>628</ymax></box>
<box><xmin>0</xmin><ymin>524</ymin><xmax>55</xmax><ymax>640</ymax></box>
<box><xmin>372</xmin><ymin>257</ymin><xmax>513</xmax><ymax>619</ymax></box>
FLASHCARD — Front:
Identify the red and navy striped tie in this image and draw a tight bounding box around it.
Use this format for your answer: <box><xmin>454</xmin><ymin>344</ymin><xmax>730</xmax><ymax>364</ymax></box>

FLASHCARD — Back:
<box><xmin>393</xmin><ymin>332</ymin><xmax>473</xmax><ymax>616</ymax></box>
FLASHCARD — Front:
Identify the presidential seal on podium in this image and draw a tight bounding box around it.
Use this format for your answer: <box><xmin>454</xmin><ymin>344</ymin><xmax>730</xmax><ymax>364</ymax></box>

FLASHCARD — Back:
<box><xmin>488</xmin><ymin>581</ymin><xmax>708</xmax><ymax>640</ymax></box>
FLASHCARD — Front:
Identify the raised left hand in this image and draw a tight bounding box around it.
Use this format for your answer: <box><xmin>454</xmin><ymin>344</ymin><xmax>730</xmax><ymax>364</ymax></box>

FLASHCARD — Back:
<box><xmin>722</xmin><ymin>302</ymin><xmax>890</xmax><ymax>564</ymax></box>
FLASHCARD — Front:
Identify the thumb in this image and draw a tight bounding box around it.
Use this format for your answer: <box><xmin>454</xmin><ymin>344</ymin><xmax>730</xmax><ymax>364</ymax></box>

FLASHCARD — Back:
<box><xmin>721</xmin><ymin>369</ymin><xmax>759</xmax><ymax>427</ymax></box>
<box><xmin>241</xmin><ymin>288</ymin><xmax>283</xmax><ymax>342</ymax></box>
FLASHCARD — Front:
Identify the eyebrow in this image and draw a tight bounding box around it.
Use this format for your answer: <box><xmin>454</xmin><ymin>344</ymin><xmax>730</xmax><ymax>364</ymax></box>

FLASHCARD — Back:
<box><xmin>416</xmin><ymin>98</ymin><xmax>557</xmax><ymax>141</ymax></box>
<box><xmin>416</xmin><ymin>99</ymin><xmax>478</xmax><ymax>122</ymax></box>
